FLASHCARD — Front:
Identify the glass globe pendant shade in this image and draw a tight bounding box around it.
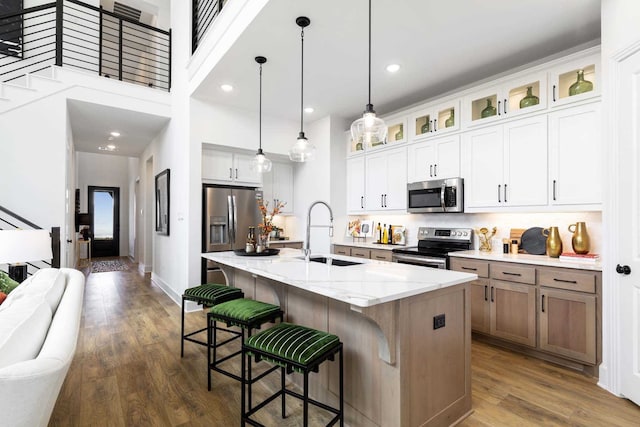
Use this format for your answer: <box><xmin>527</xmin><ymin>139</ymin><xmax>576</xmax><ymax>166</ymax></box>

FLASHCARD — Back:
<box><xmin>251</xmin><ymin>148</ymin><xmax>272</xmax><ymax>173</ymax></box>
<box><xmin>289</xmin><ymin>132</ymin><xmax>316</xmax><ymax>162</ymax></box>
<box><xmin>351</xmin><ymin>106</ymin><xmax>387</xmax><ymax>147</ymax></box>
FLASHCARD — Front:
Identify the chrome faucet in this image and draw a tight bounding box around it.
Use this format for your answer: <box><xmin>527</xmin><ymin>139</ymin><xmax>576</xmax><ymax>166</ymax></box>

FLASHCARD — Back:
<box><xmin>303</xmin><ymin>201</ymin><xmax>334</xmax><ymax>262</ymax></box>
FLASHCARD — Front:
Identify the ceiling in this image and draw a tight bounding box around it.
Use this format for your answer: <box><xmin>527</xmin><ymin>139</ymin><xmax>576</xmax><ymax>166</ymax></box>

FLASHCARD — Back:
<box><xmin>68</xmin><ymin>100</ymin><xmax>170</xmax><ymax>157</ymax></box>
<box><xmin>192</xmin><ymin>0</ymin><xmax>601</xmax><ymax>122</ymax></box>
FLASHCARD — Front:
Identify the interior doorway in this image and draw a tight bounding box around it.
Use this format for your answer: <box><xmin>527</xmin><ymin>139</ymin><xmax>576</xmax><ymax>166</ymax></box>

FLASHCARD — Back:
<box><xmin>88</xmin><ymin>186</ymin><xmax>120</xmax><ymax>257</ymax></box>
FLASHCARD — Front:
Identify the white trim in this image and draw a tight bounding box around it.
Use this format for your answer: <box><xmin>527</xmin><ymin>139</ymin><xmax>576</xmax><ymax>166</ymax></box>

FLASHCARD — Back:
<box><xmin>151</xmin><ymin>272</ymin><xmax>180</xmax><ymax>306</ymax></box>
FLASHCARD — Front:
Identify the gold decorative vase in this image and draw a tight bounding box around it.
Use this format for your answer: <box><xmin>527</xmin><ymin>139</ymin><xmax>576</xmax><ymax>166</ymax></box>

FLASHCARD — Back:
<box><xmin>568</xmin><ymin>222</ymin><xmax>590</xmax><ymax>254</ymax></box>
<box><xmin>542</xmin><ymin>226</ymin><xmax>563</xmax><ymax>258</ymax></box>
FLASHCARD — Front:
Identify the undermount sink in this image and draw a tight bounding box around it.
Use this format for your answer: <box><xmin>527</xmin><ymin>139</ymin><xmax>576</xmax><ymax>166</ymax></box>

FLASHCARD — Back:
<box><xmin>301</xmin><ymin>256</ymin><xmax>363</xmax><ymax>267</ymax></box>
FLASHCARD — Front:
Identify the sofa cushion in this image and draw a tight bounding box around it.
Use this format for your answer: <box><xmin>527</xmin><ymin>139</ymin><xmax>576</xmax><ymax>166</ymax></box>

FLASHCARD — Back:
<box><xmin>0</xmin><ymin>271</ymin><xmax>19</xmax><ymax>294</ymax></box>
<box><xmin>0</xmin><ymin>297</ymin><xmax>53</xmax><ymax>369</ymax></box>
<box><xmin>20</xmin><ymin>268</ymin><xmax>66</xmax><ymax>313</ymax></box>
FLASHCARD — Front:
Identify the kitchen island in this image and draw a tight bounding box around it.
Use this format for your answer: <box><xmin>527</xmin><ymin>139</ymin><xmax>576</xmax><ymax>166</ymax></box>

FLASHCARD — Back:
<box><xmin>202</xmin><ymin>249</ymin><xmax>477</xmax><ymax>427</ymax></box>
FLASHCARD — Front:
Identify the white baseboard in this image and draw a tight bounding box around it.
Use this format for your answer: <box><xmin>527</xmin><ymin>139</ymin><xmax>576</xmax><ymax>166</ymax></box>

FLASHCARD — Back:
<box><xmin>138</xmin><ymin>263</ymin><xmax>152</xmax><ymax>274</ymax></box>
<box><xmin>151</xmin><ymin>272</ymin><xmax>180</xmax><ymax>306</ymax></box>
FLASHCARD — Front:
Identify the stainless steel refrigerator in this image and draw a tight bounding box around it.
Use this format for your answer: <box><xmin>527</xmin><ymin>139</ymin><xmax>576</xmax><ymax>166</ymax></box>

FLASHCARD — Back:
<box><xmin>202</xmin><ymin>184</ymin><xmax>263</xmax><ymax>284</ymax></box>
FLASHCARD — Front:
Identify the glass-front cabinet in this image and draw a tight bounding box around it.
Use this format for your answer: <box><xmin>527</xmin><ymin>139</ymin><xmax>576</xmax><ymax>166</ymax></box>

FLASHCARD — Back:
<box><xmin>346</xmin><ymin>130</ymin><xmax>364</xmax><ymax>156</ymax></box>
<box><xmin>548</xmin><ymin>53</ymin><xmax>599</xmax><ymax>107</ymax></box>
<box><xmin>463</xmin><ymin>72</ymin><xmax>547</xmax><ymax>126</ymax></box>
<box><xmin>409</xmin><ymin>99</ymin><xmax>459</xmax><ymax>141</ymax></box>
<box><xmin>382</xmin><ymin>115</ymin><xmax>407</xmax><ymax>147</ymax></box>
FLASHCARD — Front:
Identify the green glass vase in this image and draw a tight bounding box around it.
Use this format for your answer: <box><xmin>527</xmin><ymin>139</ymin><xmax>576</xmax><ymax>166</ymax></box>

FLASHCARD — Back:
<box><xmin>519</xmin><ymin>86</ymin><xmax>539</xmax><ymax>109</ymax></box>
<box><xmin>395</xmin><ymin>124</ymin><xmax>403</xmax><ymax>141</ymax></box>
<box><xmin>480</xmin><ymin>99</ymin><xmax>496</xmax><ymax>118</ymax></box>
<box><xmin>445</xmin><ymin>109</ymin><xmax>454</xmax><ymax>128</ymax></box>
<box><xmin>420</xmin><ymin>118</ymin><xmax>430</xmax><ymax>134</ymax></box>
<box><xmin>569</xmin><ymin>70</ymin><xmax>593</xmax><ymax>96</ymax></box>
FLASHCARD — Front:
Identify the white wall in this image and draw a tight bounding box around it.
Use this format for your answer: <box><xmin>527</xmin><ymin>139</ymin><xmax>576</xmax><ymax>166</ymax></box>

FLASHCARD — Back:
<box><xmin>76</xmin><ymin>151</ymin><xmax>135</xmax><ymax>256</ymax></box>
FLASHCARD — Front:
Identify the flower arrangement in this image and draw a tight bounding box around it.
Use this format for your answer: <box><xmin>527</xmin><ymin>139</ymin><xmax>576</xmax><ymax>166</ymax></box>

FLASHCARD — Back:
<box><xmin>257</xmin><ymin>199</ymin><xmax>286</xmax><ymax>237</ymax></box>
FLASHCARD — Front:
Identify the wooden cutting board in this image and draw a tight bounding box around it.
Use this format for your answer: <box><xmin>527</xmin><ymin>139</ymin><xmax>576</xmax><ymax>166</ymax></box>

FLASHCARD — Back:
<box><xmin>510</xmin><ymin>228</ymin><xmax>526</xmax><ymax>247</ymax></box>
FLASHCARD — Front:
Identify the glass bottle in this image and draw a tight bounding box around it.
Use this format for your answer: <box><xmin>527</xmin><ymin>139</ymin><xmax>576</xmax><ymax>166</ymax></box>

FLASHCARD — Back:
<box><xmin>445</xmin><ymin>109</ymin><xmax>455</xmax><ymax>128</ymax></box>
<box><xmin>480</xmin><ymin>99</ymin><xmax>496</xmax><ymax>118</ymax></box>
<box><xmin>382</xmin><ymin>224</ymin><xmax>388</xmax><ymax>244</ymax></box>
<box><xmin>394</xmin><ymin>124</ymin><xmax>403</xmax><ymax>141</ymax></box>
<box><xmin>376</xmin><ymin>222</ymin><xmax>382</xmax><ymax>243</ymax></box>
<box><xmin>569</xmin><ymin>70</ymin><xmax>593</xmax><ymax>96</ymax></box>
<box><xmin>420</xmin><ymin>118</ymin><xmax>430</xmax><ymax>134</ymax></box>
<box><xmin>519</xmin><ymin>86</ymin><xmax>539</xmax><ymax>109</ymax></box>
<box><xmin>246</xmin><ymin>227</ymin><xmax>256</xmax><ymax>253</ymax></box>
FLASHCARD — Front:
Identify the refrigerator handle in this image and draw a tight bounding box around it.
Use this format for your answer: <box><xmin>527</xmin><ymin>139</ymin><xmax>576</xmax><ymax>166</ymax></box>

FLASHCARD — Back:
<box><xmin>227</xmin><ymin>195</ymin><xmax>234</xmax><ymax>244</ymax></box>
<box><xmin>232</xmin><ymin>195</ymin><xmax>238</xmax><ymax>245</ymax></box>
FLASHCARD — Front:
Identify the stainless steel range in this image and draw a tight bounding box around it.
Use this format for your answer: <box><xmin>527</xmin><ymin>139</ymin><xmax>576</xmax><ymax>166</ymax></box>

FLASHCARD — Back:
<box><xmin>391</xmin><ymin>227</ymin><xmax>473</xmax><ymax>269</ymax></box>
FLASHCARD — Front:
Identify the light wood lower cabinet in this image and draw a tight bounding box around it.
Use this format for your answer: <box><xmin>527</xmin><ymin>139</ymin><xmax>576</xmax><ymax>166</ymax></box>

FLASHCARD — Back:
<box><xmin>333</xmin><ymin>245</ymin><xmax>351</xmax><ymax>256</ymax></box>
<box><xmin>268</xmin><ymin>241</ymin><xmax>303</xmax><ymax>249</ymax></box>
<box><xmin>332</xmin><ymin>244</ymin><xmax>394</xmax><ymax>262</ymax></box>
<box><xmin>450</xmin><ymin>257</ymin><xmax>601</xmax><ymax>370</ymax></box>
<box><xmin>490</xmin><ymin>280</ymin><xmax>536</xmax><ymax>347</ymax></box>
<box><xmin>370</xmin><ymin>249</ymin><xmax>393</xmax><ymax>261</ymax></box>
<box><xmin>350</xmin><ymin>248</ymin><xmax>370</xmax><ymax>259</ymax></box>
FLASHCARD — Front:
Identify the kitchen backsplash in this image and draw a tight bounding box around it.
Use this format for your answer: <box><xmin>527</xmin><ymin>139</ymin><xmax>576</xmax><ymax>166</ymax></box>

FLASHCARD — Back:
<box><xmin>336</xmin><ymin>211</ymin><xmax>603</xmax><ymax>254</ymax></box>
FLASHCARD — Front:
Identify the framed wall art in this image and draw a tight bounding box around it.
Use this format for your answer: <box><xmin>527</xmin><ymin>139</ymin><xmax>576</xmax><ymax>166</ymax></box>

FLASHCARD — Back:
<box><xmin>155</xmin><ymin>169</ymin><xmax>170</xmax><ymax>235</ymax></box>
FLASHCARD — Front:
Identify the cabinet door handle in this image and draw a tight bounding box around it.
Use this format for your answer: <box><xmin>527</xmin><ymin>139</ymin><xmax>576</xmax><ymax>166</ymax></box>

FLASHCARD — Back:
<box><xmin>490</xmin><ymin>286</ymin><xmax>494</xmax><ymax>302</ymax></box>
<box><xmin>541</xmin><ymin>294</ymin><xmax>546</xmax><ymax>313</ymax></box>
<box><xmin>381</xmin><ymin>194</ymin><xmax>384</xmax><ymax>207</ymax></box>
<box><xmin>430</xmin><ymin>164</ymin><xmax>433</xmax><ymax>177</ymax></box>
<box><xmin>462</xmin><ymin>266</ymin><xmax>477</xmax><ymax>271</ymax></box>
<box><xmin>553</xmin><ymin>278</ymin><xmax>577</xmax><ymax>284</ymax></box>
<box><xmin>484</xmin><ymin>285</ymin><xmax>488</xmax><ymax>301</ymax></box>
<box><xmin>360</xmin><ymin>196</ymin><xmax>363</xmax><ymax>209</ymax></box>
<box><xmin>497</xmin><ymin>100</ymin><xmax>501</xmax><ymax>116</ymax></box>
<box><xmin>504</xmin><ymin>183</ymin><xmax>508</xmax><ymax>203</ymax></box>
<box><xmin>504</xmin><ymin>98</ymin><xmax>507</xmax><ymax>115</ymax></box>
<box><xmin>553</xmin><ymin>180</ymin><xmax>557</xmax><ymax>201</ymax></box>
<box><xmin>433</xmin><ymin>118</ymin><xmax>437</xmax><ymax>131</ymax></box>
<box><xmin>498</xmin><ymin>185</ymin><xmax>502</xmax><ymax>203</ymax></box>
<box><xmin>384</xmin><ymin>194</ymin><xmax>387</xmax><ymax>207</ymax></box>
<box><xmin>235</xmin><ymin>168</ymin><xmax>238</xmax><ymax>179</ymax></box>
<box><xmin>503</xmin><ymin>271</ymin><xmax>522</xmax><ymax>276</ymax></box>
<box><xmin>229</xmin><ymin>168</ymin><xmax>233</xmax><ymax>179</ymax></box>
<box><xmin>429</xmin><ymin>120</ymin><xmax>433</xmax><ymax>132</ymax></box>
<box><xmin>552</xmin><ymin>85</ymin><xmax>557</xmax><ymax>102</ymax></box>
<box><xmin>434</xmin><ymin>164</ymin><xmax>437</xmax><ymax>176</ymax></box>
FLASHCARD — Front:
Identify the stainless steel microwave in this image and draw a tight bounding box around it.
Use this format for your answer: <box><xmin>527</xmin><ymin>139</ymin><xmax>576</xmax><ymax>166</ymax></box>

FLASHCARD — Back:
<box><xmin>407</xmin><ymin>178</ymin><xmax>464</xmax><ymax>213</ymax></box>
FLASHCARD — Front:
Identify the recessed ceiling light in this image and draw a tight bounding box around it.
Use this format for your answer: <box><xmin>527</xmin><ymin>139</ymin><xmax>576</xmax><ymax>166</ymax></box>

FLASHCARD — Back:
<box><xmin>98</xmin><ymin>144</ymin><xmax>117</xmax><ymax>151</ymax></box>
<box><xmin>110</xmin><ymin>131</ymin><xmax>121</xmax><ymax>137</ymax></box>
<box><xmin>221</xmin><ymin>84</ymin><xmax>233</xmax><ymax>92</ymax></box>
<box><xmin>107</xmin><ymin>144</ymin><xmax>116</xmax><ymax>150</ymax></box>
<box><xmin>386</xmin><ymin>64</ymin><xmax>401</xmax><ymax>73</ymax></box>
<box><xmin>304</xmin><ymin>107</ymin><xmax>314</xmax><ymax>113</ymax></box>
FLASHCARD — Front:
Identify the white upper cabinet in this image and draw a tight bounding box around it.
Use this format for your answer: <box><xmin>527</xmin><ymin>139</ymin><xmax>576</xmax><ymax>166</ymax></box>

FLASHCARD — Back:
<box><xmin>548</xmin><ymin>53</ymin><xmax>599</xmax><ymax>108</ymax></box>
<box><xmin>548</xmin><ymin>102</ymin><xmax>601</xmax><ymax>206</ymax></box>
<box><xmin>463</xmin><ymin>116</ymin><xmax>547</xmax><ymax>209</ymax></box>
<box><xmin>381</xmin><ymin>115</ymin><xmax>408</xmax><ymax>147</ymax></box>
<box><xmin>463</xmin><ymin>71</ymin><xmax>547</xmax><ymax>127</ymax></box>
<box><xmin>407</xmin><ymin>135</ymin><xmax>460</xmax><ymax>183</ymax></box>
<box><xmin>202</xmin><ymin>148</ymin><xmax>261</xmax><ymax>185</ymax></box>
<box><xmin>365</xmin><ymin>146</ymin><xmax>407</xmax><ymax>211</ymax></box>
<box><xmin>409</xmin><ymin>99</ymin><xmax>460</xmax><ymax>141</ymax></box>
<box><xmin>347</xmin><ymin>157</ymin><xmax>366</xmax><ymax>213</ymax></box>
<box><xmin>262</xmin><ymin>161</ymin><xmax>294</xmax><ymax>215</ymax></box>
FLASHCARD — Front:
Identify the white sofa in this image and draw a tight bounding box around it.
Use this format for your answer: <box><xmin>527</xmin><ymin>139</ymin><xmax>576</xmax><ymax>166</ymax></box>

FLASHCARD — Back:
<box><xmin>0</xmin><ymin>268</ymin><xmax>85</xmax><ymax>427</ymax></box>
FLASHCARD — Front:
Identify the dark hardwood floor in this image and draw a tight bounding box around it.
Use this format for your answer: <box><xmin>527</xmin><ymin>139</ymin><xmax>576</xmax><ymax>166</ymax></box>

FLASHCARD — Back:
<box><xmin>49</xmin><ymin>257</ymin><xmax>640</xmax><ymax>426</ymax></box>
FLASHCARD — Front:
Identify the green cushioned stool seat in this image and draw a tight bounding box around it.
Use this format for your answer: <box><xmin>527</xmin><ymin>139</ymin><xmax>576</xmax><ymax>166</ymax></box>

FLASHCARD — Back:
<box><xmin>207</xmin><ymin>298</ymin><xmax>284</xmax><ymax>392</ymax></box>
<box><xmin>241</xmin><ymin>322</ymin><xmax>344</xmax><ymax>427</ymax></box>
<box><xmin>180</xmin><ymin>283</ymin><xmax>243</xmax><ymax>358</ymax></box>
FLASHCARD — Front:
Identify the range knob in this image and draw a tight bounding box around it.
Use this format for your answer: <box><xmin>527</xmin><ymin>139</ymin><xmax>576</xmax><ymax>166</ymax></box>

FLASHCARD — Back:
<box><xmin>463</xmin><ymin>231</ymin><xmax>468</xmax><ymax>236</ymax></box>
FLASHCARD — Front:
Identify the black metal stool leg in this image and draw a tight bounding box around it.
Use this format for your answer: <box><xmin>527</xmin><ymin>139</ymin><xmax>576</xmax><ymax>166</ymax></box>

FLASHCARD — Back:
<box><xmin>246</xmin><ymin>328</ymin><xmax>252</xmax><ymax>411</ymax></box>
<box><xmin>303</xmin><ymin>371</ymin><xmax>309</xmax><ymax>427</ymax></box>
<box><xmin>207</xmin><ymin>315</ymin><xmax>212</xmax><ymax>391</ymax></box>
<box><xmin>281</xmin><ymin>366</ymin><xmax>286</xmax><ymax>419</ymax></box>
<box><xmin>180</xmin><ymin>297</ymin><xmax>185</xmax><ymax>357</ymax></box>
<box><xmin>241</xmin><ymin>343</ymin><xmax>246</xmax><ymax>427</ymax></box>
<box><xmin>339</xmin><ymin>347</ymin><xmax>344</xmax><ymax>427</ymax></box>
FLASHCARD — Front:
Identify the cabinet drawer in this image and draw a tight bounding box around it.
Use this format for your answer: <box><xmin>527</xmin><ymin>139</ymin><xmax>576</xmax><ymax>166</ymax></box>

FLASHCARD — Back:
<box><xmin>370</xmin><ymin>249</ymin><xmax>392</xmax><ymax>262</ymax></box>
<box><xmin>285</xmin><ymin>242</ymin><xmax>303</xmax><ymax>249</ymax></box>
<box><xmin>268</xmin><ymin>242</ymin><xmax>286</xmax><ymax>248</ymax></box>
<box><xmin>538</xmin><ymin>267</ymin><xmax>596</xmax><ymax>293</ymax></box>
<box><xmin>450</xmin><ymin>258</ymin><xmax>489</xmax><ymax>278</ymax></box>
<box><xmin>351</xmin><ymin>248</ymin><xmax>371</xmax><ymax>259</ymax></box>
<box><xmin>333</xmin><ymin>245</ymin><xmax>351</xmax><ymax>256</ymax></box>
<box><xmin>490</xmin><ymin>263</ymin><xmax>536</xmax><ymax>285</ymax></box>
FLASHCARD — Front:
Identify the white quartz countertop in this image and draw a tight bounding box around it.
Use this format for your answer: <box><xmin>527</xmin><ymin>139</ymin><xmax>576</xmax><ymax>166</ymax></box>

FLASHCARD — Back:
<box><xmin>449</xmin><ymin>250</ymin><xmax>602</xmax><ymax>271</ymax></box>
<box><xmin>202</xmin><ymin>248</ymin><xmax>477</xmax><ymax>308</ymax></box>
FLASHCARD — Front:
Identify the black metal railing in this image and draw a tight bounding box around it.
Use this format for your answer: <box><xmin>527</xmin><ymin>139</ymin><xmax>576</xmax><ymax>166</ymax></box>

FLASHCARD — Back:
<box><xmin>192</xmin><ymin>0</ymin><xmax>225</xmax><ymax>53</ymax></box>
<box><xmin>0</xmin><ymin>0</ymin><xmax>171</xmax><ymax>91</ymax></box>
<box><xmin>0</xmin><ymin>204</ymin><xmax>61</xmax><ymax>276</ymax></box>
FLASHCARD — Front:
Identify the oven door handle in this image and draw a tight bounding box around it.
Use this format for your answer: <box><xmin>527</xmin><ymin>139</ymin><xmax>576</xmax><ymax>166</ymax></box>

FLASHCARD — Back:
<box><xmin>392</xmin><ymin>253</ymin><xmax>446</xmax><ymax>268</ymax></box>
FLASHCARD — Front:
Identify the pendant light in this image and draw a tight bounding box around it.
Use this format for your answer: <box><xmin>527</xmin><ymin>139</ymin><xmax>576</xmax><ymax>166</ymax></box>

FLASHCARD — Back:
<box><xmin>288</xmin><ymin>16</ymin><xmax>316</xmax><ymax>162</ymax></box>
<box><xmin>251</xmin><ymin>56</ymin><xmax>272</xmax><ymax>173</ymax></box>
<box><xmin>350</xmin><ymin>0</ymin><xmax>387</xmax><ymax>147</ymax></box>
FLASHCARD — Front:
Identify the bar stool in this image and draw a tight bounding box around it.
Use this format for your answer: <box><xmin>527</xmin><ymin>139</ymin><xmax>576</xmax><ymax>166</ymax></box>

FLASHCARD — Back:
<box><xmin>207</xmin><ymin>298</ymin><xmax>284</xmax><ymax>393</ymax></box>
<box><xmin>181</xmin><ymin>283</ymin><xmax>244</xmax><ymax>357</ymax></box>
<box><xmin>241</xmin><ymin>322</ymin><xmax>344</xmax><ymax>427</ymax></box>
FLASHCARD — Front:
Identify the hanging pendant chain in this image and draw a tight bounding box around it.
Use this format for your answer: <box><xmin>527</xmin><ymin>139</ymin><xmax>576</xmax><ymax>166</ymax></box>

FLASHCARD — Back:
<box><xmin>259</xmin><ymin>63</ymin><xmax>263</xmax><ymax>150</ymax></box>
<box><xmin>300</xmin><ymin>27</ymin><xmax>305</xmax><ymax>134</ymax></box>
<box><xmin>368</xmin><ymin>0</ymin><xmax>372</xmax><ymax>106</ymax></box>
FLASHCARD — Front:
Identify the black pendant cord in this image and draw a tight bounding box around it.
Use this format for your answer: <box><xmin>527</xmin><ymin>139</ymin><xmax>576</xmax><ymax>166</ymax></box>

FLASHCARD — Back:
<box><xmin>259</xmin><ymin>62</ymin><xmax>262</xmax><ymax>151</ymax></box>
<box><xmin>368</xmin><ymin>0</ymin><xmax>371</xmax><ymax>107</ymax></box>
<box><xmin>300</xmin><ymin>26</ymin><xmax>305</xmax><ymax>135</ymax></box>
